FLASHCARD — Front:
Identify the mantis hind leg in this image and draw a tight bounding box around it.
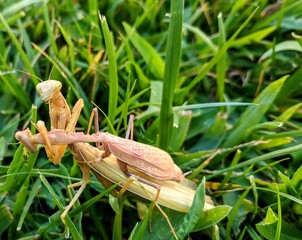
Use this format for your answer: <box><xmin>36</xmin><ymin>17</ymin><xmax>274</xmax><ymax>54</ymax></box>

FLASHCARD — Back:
<box><xmin>119</xmin><ymin>115</ymin><xmax>177</xmax><ymax>238</ymax></box>
<box><xmin>117</xmin><ymin>160</ymin><xmax>161</xmax><ymax>201</ymax></box>
<box><xmin>116</xmin><ymin>160</ymin><xmax>177</xmax><ymax>239</ymax></box>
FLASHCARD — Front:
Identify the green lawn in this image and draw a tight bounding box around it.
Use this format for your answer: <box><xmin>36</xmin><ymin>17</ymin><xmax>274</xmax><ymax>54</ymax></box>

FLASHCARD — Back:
<box><xmin>1</xmin><ymin>0</ymin><xmax>302</xmax><ymax>239</ymax></box>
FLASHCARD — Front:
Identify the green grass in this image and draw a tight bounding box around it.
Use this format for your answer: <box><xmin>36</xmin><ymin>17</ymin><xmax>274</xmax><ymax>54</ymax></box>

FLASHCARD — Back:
<box><xmin>1</xmin><ymin>0</ymin><xmax>302</xmax><ymax>239</ymax></box>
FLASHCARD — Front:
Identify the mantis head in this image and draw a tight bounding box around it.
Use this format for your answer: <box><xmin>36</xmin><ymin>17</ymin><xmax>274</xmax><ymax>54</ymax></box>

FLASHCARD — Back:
<box><xmin>36</xmin><ymin>80</ymin><xmax>62</xmax><ymax>102</ymax></box>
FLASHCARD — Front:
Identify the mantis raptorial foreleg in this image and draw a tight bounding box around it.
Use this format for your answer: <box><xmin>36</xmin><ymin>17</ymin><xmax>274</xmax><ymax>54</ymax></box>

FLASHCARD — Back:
<box><xmin>35</xmin><ymin>99</ymin><xmax>84</xmax><ymax>164</ymax></box>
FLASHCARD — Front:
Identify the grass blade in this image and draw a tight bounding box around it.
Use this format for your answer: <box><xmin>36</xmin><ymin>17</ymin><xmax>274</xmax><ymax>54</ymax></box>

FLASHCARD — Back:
<box><xmin>223</xmin><ymin>75</ymin><xmax>287</xmax><ymax>147</ymax></box>
<box><xmin>158</xmin><ymin>0</ymin><xmax>184</xmax><ymax>150</ymax></box>
<box><xmin>99</xmin><ymin>14</ymin><xmax>118</xmax><ymax>132</ymax></box>
<box><xmin>173</xmin><ymin>177</ymin><xmax>206</xmax><ymax>239</ymax></box>
<box><xmin>42</xmin><ymin>1</ymin><xmax>58</xmax><ymax>54</ymax></box>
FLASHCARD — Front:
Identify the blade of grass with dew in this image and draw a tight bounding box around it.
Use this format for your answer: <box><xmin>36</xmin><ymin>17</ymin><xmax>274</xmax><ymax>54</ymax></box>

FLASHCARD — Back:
<box><xmin>158</xmin><ymin>0</ymin><xmax>184</xmax><ymax>150</ymax></box>
<box><xmin>99</xmin><ymin>14</ymin><xmax>118</xmax><ymax>133</ymax></box>
<box><xmin>223</xmin><ymin>75</ymin><xmax>287</xmax><ymax>148</ymax></box>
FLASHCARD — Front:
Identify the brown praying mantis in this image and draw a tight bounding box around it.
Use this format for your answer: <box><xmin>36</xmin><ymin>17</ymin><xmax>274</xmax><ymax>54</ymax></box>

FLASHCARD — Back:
<box><xmin>15</xmin><ymin>80</ymin><xmax>214</xmax><ymax>238</ymax></box>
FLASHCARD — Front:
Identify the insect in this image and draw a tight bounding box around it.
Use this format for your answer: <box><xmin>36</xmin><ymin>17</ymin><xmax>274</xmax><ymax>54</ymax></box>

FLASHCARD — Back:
<box><xmin>15</xmin><ymin>80</ymin><xmax>212</xmax><ymax>238</ymax></box>
<box><xmin>35</xmin><ymin>80</ymin><xmax>84</xmax><ymax>165</ymax></box>
<box><xmin>35</xmin><ymin>80</ymin><xmax>184</xmax><ymax>183</ymax></box>
<box><xmin>16</xmin><ymin>127</ymin><xmax>213</xmax><ymax>211</ymax></box>
<box><xmin>17</xmin><ymin>128</ymin><xmax>209</xmax><ymax>239</ymax></box>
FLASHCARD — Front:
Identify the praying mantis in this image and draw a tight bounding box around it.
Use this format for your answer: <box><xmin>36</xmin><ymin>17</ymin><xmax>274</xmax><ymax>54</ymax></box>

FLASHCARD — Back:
<box><xmin>15</xmin><ymin>80</ymin><xmax>214</xmax><ymax>238</ymax></box>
